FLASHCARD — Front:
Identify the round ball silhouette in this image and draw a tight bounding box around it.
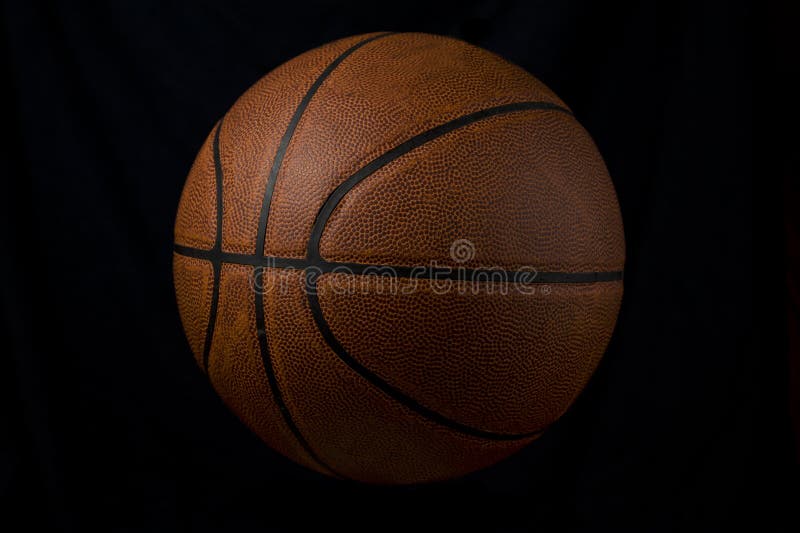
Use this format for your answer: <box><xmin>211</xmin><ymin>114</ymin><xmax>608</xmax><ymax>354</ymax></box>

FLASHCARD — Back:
<box><xmin>173</xmin><ymin>32</ymin><xmax>624</xmax><ymax>484</ymax></box>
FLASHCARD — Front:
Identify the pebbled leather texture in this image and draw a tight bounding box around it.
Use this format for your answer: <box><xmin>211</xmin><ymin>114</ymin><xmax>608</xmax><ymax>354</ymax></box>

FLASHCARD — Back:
<box><xmin>264</xmin><ymin>33</ymin><xmax>567</xmax><ymax>259</ymax></box>
<box><xmin>208</xmin><ymin>264</ymin><xmax>329</xmax><ymax>476</ymax></box>
<box><xmin>265</xmin><ymin>269</ymin><xmax>536</xmax><ymax>484</ymax></box>
<box><xmin>319</xmin><ymin>109</ymin><xmax>624</xmax><ymax>271</ymax></box>
<box><xmin>217</xmin><ymin>34</ymin><xmax>376</xmax><ymax>255</ymax></box>
<box><xmin>318</xmin><ymin>274</ymin><xmax>623</xmax><ymax>436</ymax></box>
<box><xmin>174</xmin><ymin>128</ymin><xmax>217</xmax><ymax>250</ymax></box>
<box><xmin>172</xmin><ymin>32</ymin><xmax>625</xmax><ymax>484</ymax></box>
<box><xmin>172</xmin><ymin>255</ymin><xmax>213</xmax><ymax>368</ymax></box>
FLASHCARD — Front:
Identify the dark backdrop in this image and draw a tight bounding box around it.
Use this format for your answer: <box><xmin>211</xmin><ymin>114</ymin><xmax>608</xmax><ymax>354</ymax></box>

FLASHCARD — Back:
<box><xmin>2</xmin><ymin>1</ymin><xmax>793</xmax><ymax>531</ymax></box>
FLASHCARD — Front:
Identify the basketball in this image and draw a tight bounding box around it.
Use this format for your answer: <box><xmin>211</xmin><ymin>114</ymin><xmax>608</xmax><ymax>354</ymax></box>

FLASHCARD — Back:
<box><xmin>173</xmin><ymin>32</ymin><xmax>624</xmax><ymax>484</ymax></box>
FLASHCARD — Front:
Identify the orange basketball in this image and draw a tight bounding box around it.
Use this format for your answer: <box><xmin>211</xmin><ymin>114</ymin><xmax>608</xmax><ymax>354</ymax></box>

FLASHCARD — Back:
<box><xmin>173</xmin><ymin>32</ymin><xmax>624</xmax><ymax>484</ymax></box>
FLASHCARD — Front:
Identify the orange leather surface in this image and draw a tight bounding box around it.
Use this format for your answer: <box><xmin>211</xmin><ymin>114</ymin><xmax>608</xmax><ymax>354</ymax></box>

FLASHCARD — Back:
<box><xmin>174</xmin><ymin>127</ymin><xmax>217</xmax><ymax>250</ymax></box>
<box><xmin>208</xmin><ymin>264</ymin><xmax>329</xmax><ymax>476</ymax></box>
<box><xmin>265</xmin><ymin>32</ymin><xmax>566</xmax><ymax>259</ymax></box>
<box><xmin>319</xmin><ymin>274</ymin><xmax>623</xmax><ymax>435</ymax></box>
<box><xmin>264</xmin><ymin>269</ymin><xmax>538</xmax><ymax>483</ymax></box>
<box><xmin>217</xmin><ymin>34</ymin><xmax>379</xmax><ymax>255</ymax></box>
<box><xmin>173</xmin><ymin>32</ymin><xmax>624</xmax><ymax>483</ymax></box>
<box><xmin>319</xmin><ymin>109</ymin><xmax>624</xmax><ymax>271</ymax></box>
<box><xmin>173</xmin><ymin>254</ymin><xmax>214</xmax><ymax>369</ymax></box>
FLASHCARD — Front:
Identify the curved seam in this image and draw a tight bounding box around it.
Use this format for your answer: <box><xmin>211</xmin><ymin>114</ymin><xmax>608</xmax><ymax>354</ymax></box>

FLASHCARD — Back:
<box><xmin>182</xmin><ymin>72</ymin><xmax>612</xmax><ymax>446</ymax></box>
<box><xmin>251</xmin><ymin>32</ymin><xmax>398</xmax><ymax>478</ymax></box>
<box><xmin>306</xmin><ymin>101</ymin><xmax>573</xmax><ymax>261</ymax></box>
<box><xmin>255</xmin><ymin>31</ymin><xmax>397</xmax><ymax>257</ymax></box>
<box><xmin>200</xmin><ymin>119</ymin><xmax>224</xmax><ymax>372</ymax></box>
<box><xmin>306</xmin><ymin>272</ymin><xmax>542</xmax><ymax>441</ymax></box>
<box><xmin>302</xmin><ymin>102</ymin><xmax>576</xmax><ymax>441</ymax></box>
<box><xmin>178</xmin><ymin>241</ymin><xmax>616</xmax><ymax>439</ymax></box>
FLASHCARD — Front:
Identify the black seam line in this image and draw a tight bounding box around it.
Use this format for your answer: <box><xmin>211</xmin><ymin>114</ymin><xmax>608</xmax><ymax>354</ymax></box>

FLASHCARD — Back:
<box><xmin>305</xmin><ymin>272</ymin><xmax>542</xmax><ymax>441</ymax></box>
<box><xmin>200</xmin><ymin>120</ymin><xmax>225</xmax><ymax>372</ymax></box>
<box><xmin>174</xmin><ymin>245</ymin><xmax>623</xmax><ymax>284</ymax></box>
<box><xmin>312</xmin><ymin>261</ymin><xmax>623</xmax><ymax>283</ymax></box>
<box><xmin>299</xmin><ymin>100</ymin><xmax>576</xmax><ymax>441</ymax></box>
<box><xmin>252</xmin><ymin>271</ymin><xmax>338</xmax><ymax>475</ymax></box>
<box><xmin>249</xmin><ymin>33</ymin><xmax>399</xmax><ymax>479</ymax></box>
<box><xmin>254</xmin><ymin>31</ymin><xmax>397</xmax><ymax>258</ymax></box>
<box><xmin>306</xmin><ymin>100</ymin><xmax>573</xmax><ymax>262</ymax></box>
<box><xmin>178</xmin><ymin>240</ymin><xmax>592</xmax><ymax>440</ymax></box>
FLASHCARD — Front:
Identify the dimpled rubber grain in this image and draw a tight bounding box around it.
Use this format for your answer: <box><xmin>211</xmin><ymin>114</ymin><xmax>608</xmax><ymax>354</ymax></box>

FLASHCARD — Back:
<box><xmin>319</xmin><ymin>274</ymin><xmax>623</xmax><ymax>435</ymax></box>
<box><xmin>174</xmin><ymin>128</ymin><xmax>216</xmax><ymax>250</ymax></box>
<box><xmin>217</xmin><ymin>33</ymin><xmax>379</xmax><ymax>255</ymax></box>
<box><xmin>173</xmin><ymin>254</ymin><xmax>213</xmax><ymax>368</ymax></box>
<box><xmin>264</xmin><ymin>32</ymin><xmax>566</xmax><ymax>258</ymax></box>
<box><xmin>207</xmin><ymin>263</ymin><xmax>329</xmax><ymax>475</ymax></box>
<box><xmin>264</xmin><ymin>269</ymin><xmax>537</xmax><ymax>484</ymax></box>
<box><xmin>319</xmin><ymin>109</ymin><xmax>624</xmax><ymax>272</ymax></box>
<box><xmin>172</xmin><ymin>32</ymin><xmax>625</xmax><ymax>484</ymax></box>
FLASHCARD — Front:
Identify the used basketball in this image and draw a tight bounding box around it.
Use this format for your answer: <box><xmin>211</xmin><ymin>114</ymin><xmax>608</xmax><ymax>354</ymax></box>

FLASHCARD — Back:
<box><xmin>173</xmin><ymin>32</ymin><xmax>624</xmax><ymax>484</ymax></box>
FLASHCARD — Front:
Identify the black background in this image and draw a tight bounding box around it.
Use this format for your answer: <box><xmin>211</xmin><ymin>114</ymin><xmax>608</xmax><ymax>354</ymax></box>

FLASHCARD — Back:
<box><xmin>2</xmin><ymin>1</ymin><xmax>794</xmax><ymax>531</ymax></box>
